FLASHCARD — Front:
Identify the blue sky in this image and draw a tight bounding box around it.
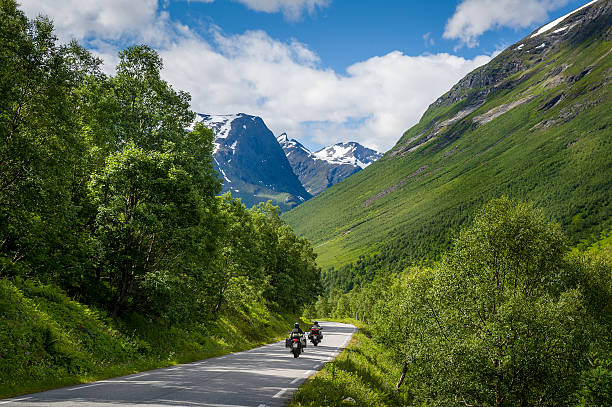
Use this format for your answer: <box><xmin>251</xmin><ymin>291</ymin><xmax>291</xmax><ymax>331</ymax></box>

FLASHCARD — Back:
<box><xmin>166</xmin><ymin>1</ymin><xmax>586</xmax><ymax>71</ymax></box>
<box><xmin>21</xmin><ymin>0</ymin><xmax>596</xmax><ymax>151</ymax></box>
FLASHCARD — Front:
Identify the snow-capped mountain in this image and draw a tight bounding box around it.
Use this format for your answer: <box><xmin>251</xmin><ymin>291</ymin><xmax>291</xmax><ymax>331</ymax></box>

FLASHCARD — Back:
<box><xmin>278</xmin><ymin>134</ymin><xmax>382</xmax><ymax>196</ymax></box>
<box><xmin>196</xmin><ymin>113</ymin><xmax>311</xmax><ymax>210</ymax></box>
<box><xmin>313</xmin><ymin>142</ymin><xmax>382</xmax><ymax>169</ymax></box>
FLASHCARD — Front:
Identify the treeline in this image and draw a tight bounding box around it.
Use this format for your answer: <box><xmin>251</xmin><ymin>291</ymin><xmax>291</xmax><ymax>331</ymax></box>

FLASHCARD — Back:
<box><xmin>0</xmin><ymin>0</ymin><xmax>319</xmax><ymax>324</ymax></box>
<box><xmin>308</xmin><ymin>197</ymin><xmax>611</xmax><ymax>406</ymax></box>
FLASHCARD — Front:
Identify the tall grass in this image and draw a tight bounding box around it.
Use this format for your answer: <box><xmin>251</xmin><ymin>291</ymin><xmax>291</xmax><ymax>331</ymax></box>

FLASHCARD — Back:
<box><xmin>0</xmin><ymin>278</ymin><xmax>307</xmax><ymax>399</ymax></box>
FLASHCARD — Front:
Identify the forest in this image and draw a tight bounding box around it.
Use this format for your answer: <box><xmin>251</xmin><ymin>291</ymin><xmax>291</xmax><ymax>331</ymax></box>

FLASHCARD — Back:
<box><xmin>305</xmin><ymin>197</ymin><xmax>611</xmax><ymax>406</ymax></box>
<box><xmin>0</xmin><ymin>0</ymin><xmax>319</xmax><ymax>334</ymax></box>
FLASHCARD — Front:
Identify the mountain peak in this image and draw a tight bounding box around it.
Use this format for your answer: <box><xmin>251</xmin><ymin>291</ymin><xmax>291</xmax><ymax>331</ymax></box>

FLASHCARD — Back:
<box><xmin>279</xmin><ymin>136</ymin><xmax>382</xmax><ymax>195</ymax></box>
<box><xmin>530</xmin><ymin>0</ymin><xmax>601</xmax><ymax>38</ymax></box>
<box><xmin>196</xmin><ymin>113</ymin><xmax>310</xmax><ymax>210</ymax></box>
<box><xmin>314</xmin><ymin>142</ymin><xmax>382</xmax><ymax>169</ymax></box>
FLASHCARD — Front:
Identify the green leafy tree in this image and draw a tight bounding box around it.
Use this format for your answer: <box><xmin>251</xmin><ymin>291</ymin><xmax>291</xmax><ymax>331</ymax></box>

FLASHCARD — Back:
<box><xmin>391</xmin><ymin>197</ymin><xmax>596</xmax><ymax>406</ymax></box>
<box><xmin>82</xmin><ymin>44</ymin><xmax>221</xmax><ymax>318</ymax></box>
<box><xmin>250</xmin><ymin>202</ymin><xmax>321</xmax><ymax>312</ymax></box>
<box><xmin>0</xmin><ymin>0</ymin><xmax>100</xmax><ymax>284</ymax></box>
<box><xmin>211</xmin><ymin>194</ymin><xmax>265</xmax><ymax>314</ymax></box>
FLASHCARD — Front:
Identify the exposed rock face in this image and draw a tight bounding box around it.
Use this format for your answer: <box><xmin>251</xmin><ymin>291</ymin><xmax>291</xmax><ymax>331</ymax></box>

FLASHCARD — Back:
<box><xmin>390</xmin><ymin>0</ymin><xmax>612</xmax><ymax>159</ymax></box>
<box><xmin>432</xmin><ymin>0</ymin><xmax>612</xmax><ymax>109</ymax></box>
<box><xmin>196</xmin><ymin>113</ymin><xmax>311</xmax><ymax>210</ymax></box>
<box><xmin>278</xmin><ymin>134</ymin><xmax>382</xmax><ymax>196</ymax></box>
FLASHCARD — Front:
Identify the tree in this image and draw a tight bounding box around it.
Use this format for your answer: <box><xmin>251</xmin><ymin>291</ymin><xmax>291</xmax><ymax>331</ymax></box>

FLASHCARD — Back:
<box><xmin>210</xmin><ymin>194</ymin><xmax>265</xmax><ymax>314</ymax></box>
<box><xmin>395</xmin><ymin>197</ymin><xmax>595</xmax><ymax>406</ymax></box>
<box><xmin>0</xmin><ymin>0</ymin><xmax>100</xmax><ymax>284</ymax></box>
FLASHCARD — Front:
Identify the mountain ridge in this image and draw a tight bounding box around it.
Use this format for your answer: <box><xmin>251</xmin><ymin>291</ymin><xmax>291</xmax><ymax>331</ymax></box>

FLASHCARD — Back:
<box><xmin>282</xmin><ymin>0</ymin><xmax>612</xmax><ymax>278</ymax></box>
<box><xmin>278</xmin><ymin>134</ymin><xmax>382</xmax><ymax>195</ymax></box>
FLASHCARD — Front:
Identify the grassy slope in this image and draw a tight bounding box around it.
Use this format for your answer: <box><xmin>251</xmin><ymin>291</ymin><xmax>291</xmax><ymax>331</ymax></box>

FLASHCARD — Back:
<box><xmin>0</xmin><ymin>279</ymin><xmax>307</xmax><ymax>399</ymax></box>
<box><xmin>289</xmin><ymin>324</ymin><xmax>411</xmax><ymax>407</ymax></box>
<box><xmin>283</xmin><ymin>36</ymin><xmax>612</xmax><ymax>271</ymax></box>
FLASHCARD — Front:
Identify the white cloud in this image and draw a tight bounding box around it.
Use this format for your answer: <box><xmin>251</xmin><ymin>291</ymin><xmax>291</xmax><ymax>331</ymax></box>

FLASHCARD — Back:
<box><xmin>19</xmin><ymin>0</ymin><xmax>492</xmax><ymax>152</ymax></box>
<box><xmin>234</xmin><ymin>0</ymin><xmax>330</xmax><ymax>20</ymax></box>
<box><xmin>423</xmin><ymin>32</ymin><xmax>435</xmax><ymax>47</ymax></box>
<box><xmin>188</xmin><ymin>0</ymin><xmax>330</xmax><ymax>20</ymax></box>
<box><xmin>159</xmin><ymin>31</ymin><xmax>491</xmax><ymax>151</ymax></box>
<box><xmin>19</xmin><ymin>0</ymin><xmax>163</xmax><ymax>43</ymax></box>
<box><xmin>444</xmin><ymin>0</ymin><xmax>572</xmax><ymax>47</ymax></box>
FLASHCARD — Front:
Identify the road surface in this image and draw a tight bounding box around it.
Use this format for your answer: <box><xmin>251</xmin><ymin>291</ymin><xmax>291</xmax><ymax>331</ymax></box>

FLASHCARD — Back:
<box><xmin>1</xmin><ymin>321</ymin><xmax>355</xmax><ymax>407</ymax></box>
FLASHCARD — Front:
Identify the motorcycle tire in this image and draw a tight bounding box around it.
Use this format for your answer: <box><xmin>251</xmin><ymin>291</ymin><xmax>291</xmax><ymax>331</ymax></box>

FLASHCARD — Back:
<box><xmin>292</xmin><ymin>348</ymin><xmax>299</xmax><ymax>358</ymax></box>
<box><xmin>313</xmin><ymin>341</ymin><xmax>318</xmax><ymax>346</ymax></box>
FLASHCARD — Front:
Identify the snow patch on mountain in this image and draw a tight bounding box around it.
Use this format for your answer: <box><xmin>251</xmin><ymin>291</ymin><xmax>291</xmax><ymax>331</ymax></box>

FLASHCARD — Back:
<box><xmin>530</xmin><ymin>0</ymin><xmax>600</xmax><ymax>38</ymax></box>
<box><xmin>277</xmin><ymin>133</ymin><xmax>314</xmax><ymax>156</ymax></box>
<box><xmin>313</xmin><ymin>142</ymin><xmax>381</xmax><ymax>169</ymax></box>
<box><xmin>197</xmin><ymin>114</ymin><xmax>239</xmax><ymax>139</ymax></box>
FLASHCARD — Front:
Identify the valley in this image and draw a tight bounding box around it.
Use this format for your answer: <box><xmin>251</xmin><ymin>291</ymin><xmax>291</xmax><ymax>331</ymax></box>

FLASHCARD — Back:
<box><xmin>2</xmin><ymin>0</ymin><xmax>611</xmax><ymax>405</ymax></box>
<box><xmin>284</xmin><ymin>1</ymin><xmax>612</xmax><ymax>279</ymax></box>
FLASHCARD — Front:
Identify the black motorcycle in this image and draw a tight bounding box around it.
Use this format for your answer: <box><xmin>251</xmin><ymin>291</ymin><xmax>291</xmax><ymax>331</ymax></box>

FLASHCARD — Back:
<box><xmin>285</xmin><ymin>334</ymin><xmax>307</xmax><ymax>358</ymax></box>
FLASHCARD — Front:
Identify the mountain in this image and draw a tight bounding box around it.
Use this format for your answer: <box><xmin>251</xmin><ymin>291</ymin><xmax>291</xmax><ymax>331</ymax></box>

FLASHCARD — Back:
<box><xmin>282</xmin><ymin>0</ymin><xmax>612</xmax><ymax>279</ymax></box>
<box><xmin>196</xmin><ymin>113</ymin><xmax>311</xmax><ymax>211</ymax></box>
<box><xmin>278</xmin><ymin>134</ymin><xmax>382</xmax><ymax>195</ymax></box>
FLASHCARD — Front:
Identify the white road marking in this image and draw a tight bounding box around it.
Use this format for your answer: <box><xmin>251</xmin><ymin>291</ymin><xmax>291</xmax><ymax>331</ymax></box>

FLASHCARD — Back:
<box><xmin>272</xmin><ymin>388</ymin><xmax>288</xmax><ymax>398</ymax></box>
<box><xmin>129</xmin><ymin>373</ymin><xmax>149</xmax><ymax>379</ymax></box>
<box><xmin>66</xmin><ymin>382</ymin><xmax>105</xmax><ymax>391</ymax></box>
<box><xmin>0</xmin><ymin>397</ymin><xmax>32</xmax><ymax>405</ymax></box>
<box><xmin>290</xmin><ymin>377</ymin><xmax>300</xmax><ymax>384</ymax></box>
<box><xmin>303</xmin><ymin>370</ymin><xmax>313</xmax><ymax>375</ymax></box>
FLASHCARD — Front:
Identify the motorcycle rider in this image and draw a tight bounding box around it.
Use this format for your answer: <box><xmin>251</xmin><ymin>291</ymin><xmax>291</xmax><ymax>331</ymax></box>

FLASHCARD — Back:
<box><xmin>290</xmin><ymin>322</ymin><xmax>304</xmax><ymax>351</ymax></box>
<box><xmin>310</xmin><ymin>321</ymin><xmax>323</xmax><ymax>342</ymax></box>
<box><xmin>291</xmin><ymin>322</ymin><xmax>304</xmax><ymax>336</ymax></box>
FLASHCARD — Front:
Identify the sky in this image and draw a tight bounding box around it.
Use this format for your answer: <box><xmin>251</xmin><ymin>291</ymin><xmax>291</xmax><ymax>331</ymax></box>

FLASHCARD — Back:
<box><xmin>20</xmin><ymin>0</ymin><xmax>597</xmax><ymax>152</ymax></box>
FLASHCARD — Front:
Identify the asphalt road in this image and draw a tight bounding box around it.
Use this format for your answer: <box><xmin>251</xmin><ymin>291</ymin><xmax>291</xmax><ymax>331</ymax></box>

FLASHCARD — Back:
<box><xmin>1</xmin><ymin>321</ymin><xmax>355</xmax><ymax>407</ymax></box>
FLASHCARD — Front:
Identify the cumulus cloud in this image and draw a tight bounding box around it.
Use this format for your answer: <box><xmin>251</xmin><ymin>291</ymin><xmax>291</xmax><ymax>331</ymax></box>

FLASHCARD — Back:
<box><xmin>19</xmin><ymin>0</ymin><xmax>163</xmax><ymax>44</ymax></box>
<box><xmin>159</xmin><ymin>31</ymin><xmax>491</xmax><ymax>151</ymax></box>
<box><xmin>20</xmin><ymin>0</ymin><xmax>492</xmax><ymax>152</ymax></box>
<box><xmin>235</xmin><ymin>0</ymin><xmax>330</xmax><ymax>20</ymax></box>
<box><xmin>444</xmin><ymin>0</ymin><xmax>572</xmax><ymax>47</ymax></box>
<box><xmin>190</xmin><ymin>0</ymin><xmax>330</xmax><ymax>20</ymax></box>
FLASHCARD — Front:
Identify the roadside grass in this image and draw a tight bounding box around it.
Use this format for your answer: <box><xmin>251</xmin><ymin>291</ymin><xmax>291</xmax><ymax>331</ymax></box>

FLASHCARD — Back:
<box><xmin>0</xmin><ymin>278</ymin><xmax>307</xmax><ymax>399</ymax></box>
<box><xmin>289</xmin><ymin>323</ymin><xmax>412</xmax><ymax>407</ymax></box>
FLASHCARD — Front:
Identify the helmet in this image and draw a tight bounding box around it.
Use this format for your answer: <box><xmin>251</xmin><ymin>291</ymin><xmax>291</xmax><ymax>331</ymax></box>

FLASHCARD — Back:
<box><xmin>314</xmin><ymin>321</ymin><xmax>318</xmax><ymax>324</ymax></box>
<box><xmin>294</xmin><ymin>323</ymin><xmax>300</xmax><ymax>328</ymax></box>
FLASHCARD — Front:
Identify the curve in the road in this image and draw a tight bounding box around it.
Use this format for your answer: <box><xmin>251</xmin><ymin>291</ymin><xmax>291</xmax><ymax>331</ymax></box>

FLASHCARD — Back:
<box><xmin>0</xmin><ymin>321</ymin><xmax>355</xmax><ymax>407</ymax></box>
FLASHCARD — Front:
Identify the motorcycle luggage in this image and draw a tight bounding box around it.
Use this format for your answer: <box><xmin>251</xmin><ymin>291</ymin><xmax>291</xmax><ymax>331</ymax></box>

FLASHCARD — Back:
<box><xmin>301</xmin><ymin>337</ymin><xmax>307</xmax><ymax>348</ymax></box>
<box><xmin>285</xmin><ymin>338</ymin><xmax>291</xmax><ymax>348</ymax></box>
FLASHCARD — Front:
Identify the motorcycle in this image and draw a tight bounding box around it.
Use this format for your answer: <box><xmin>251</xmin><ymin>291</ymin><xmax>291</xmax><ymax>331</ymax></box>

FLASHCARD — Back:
<box><xmin>308</xmin><ymin>327</ymin><xmax>323</xmax><ymax>346</ymax></box>
<box><xmin>285</xmin><ymin>334</ymin><xmax>307</xmax><ymax>358</ymax></box>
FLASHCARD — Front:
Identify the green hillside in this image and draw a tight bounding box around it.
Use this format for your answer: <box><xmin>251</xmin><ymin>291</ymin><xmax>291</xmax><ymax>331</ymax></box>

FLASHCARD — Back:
<box><xmin>283</xmin><ymin>2</ymin><xmax>612</xmax><ymax>282</ymax></box>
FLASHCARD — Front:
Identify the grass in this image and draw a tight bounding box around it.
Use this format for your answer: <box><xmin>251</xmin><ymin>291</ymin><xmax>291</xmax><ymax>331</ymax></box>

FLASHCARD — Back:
<box><xmin>289</xmin><ymin>323</ymin><xmax>412</xmax><ymax>407</ymax></box>
<box><xmin>0</xmin><ymin>278</ymin><xmax>308</xmax><ymax>399</ymax></box>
